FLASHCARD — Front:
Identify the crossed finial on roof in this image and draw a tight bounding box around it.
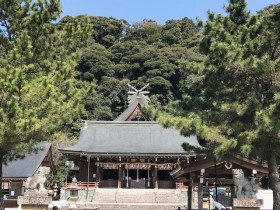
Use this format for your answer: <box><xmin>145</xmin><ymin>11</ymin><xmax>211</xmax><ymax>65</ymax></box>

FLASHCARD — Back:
<box><xmin>127</xmin><ymin>83</ymin><xmax>150</xmax><ymax>104</ymax></box>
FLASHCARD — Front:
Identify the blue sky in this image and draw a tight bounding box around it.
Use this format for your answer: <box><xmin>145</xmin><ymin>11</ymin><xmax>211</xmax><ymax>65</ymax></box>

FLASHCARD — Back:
<box><xmin>60</xmin><ymin>0</ymin><xmax>279</xmax><ymax>24</ymax></box>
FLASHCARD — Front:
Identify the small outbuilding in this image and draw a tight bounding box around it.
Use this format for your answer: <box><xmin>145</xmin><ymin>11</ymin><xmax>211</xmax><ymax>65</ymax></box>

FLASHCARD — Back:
<box><xmin>2</xmin><ymin>141</ymin><xmax>55</xmax><ymax>201</ymax></box>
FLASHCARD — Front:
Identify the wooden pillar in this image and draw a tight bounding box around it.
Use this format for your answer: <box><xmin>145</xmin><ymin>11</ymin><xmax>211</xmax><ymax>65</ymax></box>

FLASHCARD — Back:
<box><xmin>137</xmin><ymin>166</ymin><xmax>139</xmax><ymax>182</ymax></box>
<box><xmin>86</xmin><ymin>155</ymin><xmax>91</xmax><ymax>200</ymax></box>
<box><xmin>96</xmin><ymin>165</ymin><xmax>101</xmax><ymax>184</ymax></box>
<box><xmin>126</xmin><ymin>165</ymin><xmax>129</xmax><ymax>188</ymax></box>
<box><xmin>198</xmin><ymin>183</ymin><xmax>203</xmax><ymax>210</ymax></box>
<box><xmin>147</xmin><ymin>166</ymin><xmax>150</xmax><ymax>188</ymax></box>
<box><xmin>153</xmin><ymin>166</ymin><xmax>158</xmax><ymax>189</ymax></box>
<box><xmin>231</xmin><ymin>184</ymin><xmax>235</xmax><ymax>199</ymax></box>
<box><xmin>100</xmin><ymin>166</ymin><xmax>103</xmax><ymax>184</ymax></box>
<box><xmin>79</xmin><ymin>158</ymin><xmax>83</xmax><ymax>181</ymax></box>
<box><xmin>188</xmin><ymin>179</ymin><xmax>192</xmax><ymax>210</ymax></box>
<box><xmin>118</xmin><ymin>165</ymin><xmax>123</xmax><ymax>188</ymax></box>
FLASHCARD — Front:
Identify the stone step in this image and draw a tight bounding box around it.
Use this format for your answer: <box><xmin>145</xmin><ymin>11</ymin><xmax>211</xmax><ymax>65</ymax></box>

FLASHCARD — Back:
<box><xmin>62</xmin><ymin>188</ymin><xmax>190</xmax><ymax>207</ymax></box>
<box><xmin>92</xmin><ymin>189</ymin><xmax>117</xmax><ymax>202</ymax></box>
<box><xmin>90</xmin><ymin>189</ymin><xmax>186</xmax><ymax>204</ymax></box>
<box><xmin>118</xmin><ymin>190</ymin><xmax>168</xmax><ymax>202</ymax></box>
<box><xmin>83</xmin><ymin>203</ymin><xmax>187</xmax><ymax>210</ymax></box>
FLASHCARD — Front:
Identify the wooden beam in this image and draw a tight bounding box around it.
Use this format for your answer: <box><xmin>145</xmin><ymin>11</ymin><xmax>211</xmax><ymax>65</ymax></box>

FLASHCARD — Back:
<box><xmin>177</xmin><ymin>157</ymin><xmax>215</xmax><ymax>177</ymax></box>
<box><xmin>192</xmin><ymin>178</ymin><xmax>234</xmax><ymax>186</ymax></box>
<box><xmin>230</xmin><ymin>155</ymin><xmax>268</xmax><ymax>174</ymax></box>
<box><xmin>172</xmin><ymin>155</ymin><xmax>269</xmax><ymax>178</ymax></box>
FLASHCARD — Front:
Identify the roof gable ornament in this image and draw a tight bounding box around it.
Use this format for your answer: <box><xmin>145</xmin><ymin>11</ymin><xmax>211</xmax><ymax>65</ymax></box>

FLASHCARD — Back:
<box><xmin>127</xmin><ymin>83</ymin><xmax>150</xmax><ymax>104</ymax></box>
<box><xmin>114</xmin><ymin>83</ymin><xmax>150</xmax><ymax>121</ymax></box>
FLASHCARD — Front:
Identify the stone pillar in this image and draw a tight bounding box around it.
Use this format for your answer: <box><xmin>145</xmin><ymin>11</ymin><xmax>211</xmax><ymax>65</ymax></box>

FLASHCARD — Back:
<box><xmin>198</xmin><ymin>183</ymin><xmax>203</xmax><ymax>210</ymax></box>
<box><xmin>188</xmin><ymin>180</ymin><xmax>192</xmax><ymax>210</ymax></box>
<box><xmin>118</xmin><ymin>165</ymin><xmax>123</xmax><ymax>188</ymax></box>
<box><xmin>233</xmin><ymin>198</ymin><xmax>261</xmax><ymax>210</ymax></box>
<box><xmin>153</xmin><ymin>166</ymin><xmax>158</xmax><ymax>189</ymax></box>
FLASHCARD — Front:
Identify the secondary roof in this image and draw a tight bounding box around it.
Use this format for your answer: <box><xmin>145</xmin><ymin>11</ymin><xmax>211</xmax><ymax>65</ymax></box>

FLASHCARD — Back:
<box><xmin>3</xmin><ymin>142</ymin><xmax>52</xmax><ymax>179</ymax></box>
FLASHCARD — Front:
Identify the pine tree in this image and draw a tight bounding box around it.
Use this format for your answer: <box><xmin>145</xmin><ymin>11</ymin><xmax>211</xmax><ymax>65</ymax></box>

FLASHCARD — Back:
<box><xmin>0</xmin><ymin>0</ymin><xmax>91</xmax><ymax>207</ymax></box>
<box><xmin>149</xmin><ymin>1</ymin><xmax>280</xmax><ymax>208</ymax></box>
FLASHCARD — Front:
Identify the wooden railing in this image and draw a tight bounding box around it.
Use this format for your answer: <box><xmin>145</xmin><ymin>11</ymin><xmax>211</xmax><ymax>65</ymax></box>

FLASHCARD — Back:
<box><xmin>63</xmin><ymin>181</ymin><xmax>99</xmax><ymax>189</ymax></box>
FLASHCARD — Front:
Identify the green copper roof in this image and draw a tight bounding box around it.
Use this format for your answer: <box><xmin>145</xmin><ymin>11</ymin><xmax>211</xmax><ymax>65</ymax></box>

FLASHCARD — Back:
<box><xmin>60</xmin><ymin>121</ymin><xmax>200</xmax><ymax>156</ymax></box>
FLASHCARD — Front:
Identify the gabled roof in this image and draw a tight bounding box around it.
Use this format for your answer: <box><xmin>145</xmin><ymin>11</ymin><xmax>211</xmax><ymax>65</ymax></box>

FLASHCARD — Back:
<box><xmin>3</xmin><ymin>142</ymin><xmax>53</xmax><ymax>179</ymax></box>
<box><xmin>61</xmin><ymin>84</ymin><xmax>200</xmax><ymax>157</ymax></box>
<box><xmin>60</xmin><ymin>121</ymin><xmax>200</xmax><ymax>156</ymax></box>
<box><xmin>114</xmin><ymin>92</ymin><xmax>149</xmax><ymax>121</ymax></box>
<box><xmin>170</xmin><ymin>155</ymin><xmax>269</xmax><ymax>178</ymax></box>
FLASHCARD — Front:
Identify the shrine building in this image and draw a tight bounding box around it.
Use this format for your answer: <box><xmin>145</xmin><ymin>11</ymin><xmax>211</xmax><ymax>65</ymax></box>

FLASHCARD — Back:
<box><xmin>59</xmin><ymin>85</ymin><xmax>271</xmax><ymax>209</ymax></box>
<box><xmin>60</xmin><ymin>85</ymin><xmax>201</xmax><ymax>189</ymax></box>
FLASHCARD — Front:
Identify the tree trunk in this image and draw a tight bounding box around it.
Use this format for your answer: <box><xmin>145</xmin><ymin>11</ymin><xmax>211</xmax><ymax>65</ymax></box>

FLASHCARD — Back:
<box><xmin>0</xmin><ymin>156</ymin><xmax>4</xmax><ymax>210</ymax></box>
<box><xmin>268</xmin><ymin>152</ymin><xmax>280</xmax><ymax>210</ymax></box>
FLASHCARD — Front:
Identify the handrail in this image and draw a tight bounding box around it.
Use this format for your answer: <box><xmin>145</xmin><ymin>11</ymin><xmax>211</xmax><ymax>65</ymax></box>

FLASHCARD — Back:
<box><xmin>63</xmin><ymin>181</ymin><xmax>99</xmax><ymax>189</ymax></box>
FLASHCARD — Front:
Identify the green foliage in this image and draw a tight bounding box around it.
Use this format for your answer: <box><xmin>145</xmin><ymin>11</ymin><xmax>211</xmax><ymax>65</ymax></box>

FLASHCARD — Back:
<box><xmin>162</xmin><ymin>18</ymin><xmax>199</xmax><ymax>46</ymax></box>
<box><xmin>50</xmin><ymin>133</ymin><xmax>78</xmax><ymax>191</ymax></box>
<box><xmin>70</xmin><ymin>16</ymin><xmax>203</xmax><ymax>119</ymax></box>
<box><xmin>150</xmin><ymin>1</ymin><xmax>280</xmax><ymax>207</ymax></box>
<box><xmin>48</xmin><ymin>156</ymin><xmax>70</xmax><ymax>187</ymax></box>
<box><xmin>90</xmin><ymin>17</ymin><xmax>128</xmax><ymax>47</ymax></box>
<box><xmin>78</xmin><ymin>43</ymin><xmax>114</xmax><ymax>81</ymax></box>
<box><xmin>0</xmin><ymin>0</ymin><xmax>92</xmax><ymax>199</ymax></box>
<box><xmin>159</xmin><ymin>0</ymin><xmax>280</xmax><ymax>160</ymax></box>
<box><xmin>125</xmin><ymin>20</ymin><xmax>162</xmax><ymax>44</ymax></box>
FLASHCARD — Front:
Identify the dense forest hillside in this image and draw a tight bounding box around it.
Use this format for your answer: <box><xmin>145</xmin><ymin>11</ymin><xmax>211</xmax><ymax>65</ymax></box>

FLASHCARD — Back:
<box><xmin>59</xmin><ymin>16</ymin><xmax>205</xmax><ymax>121</ymax></box>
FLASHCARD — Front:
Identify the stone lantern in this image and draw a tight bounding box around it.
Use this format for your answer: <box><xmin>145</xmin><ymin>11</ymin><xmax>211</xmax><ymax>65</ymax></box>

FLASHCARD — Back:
<box><xmin>68</xmin><ymin>177</ymin><xmax>79</xmax><ymax>209</ymax></box>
